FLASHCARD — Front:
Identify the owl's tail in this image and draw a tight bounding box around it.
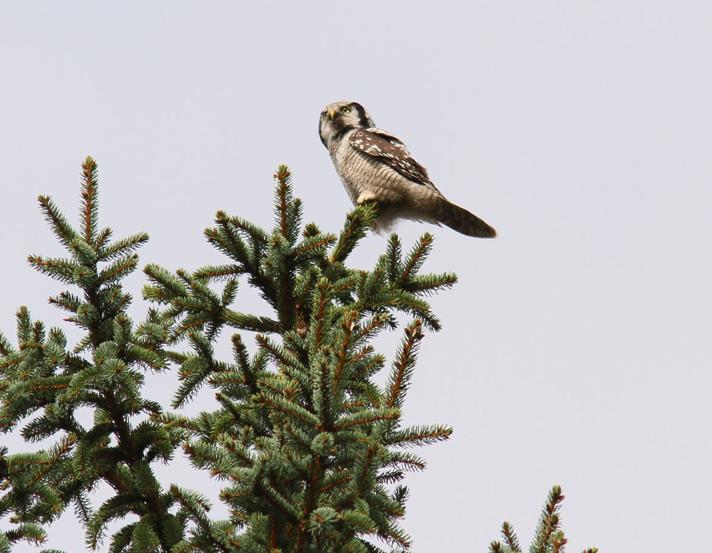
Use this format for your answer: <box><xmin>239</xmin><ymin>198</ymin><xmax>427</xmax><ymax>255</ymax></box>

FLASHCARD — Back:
<box><xmin>435</xmin><ymin>199</ymin><xmax>497</xmax><ymax>238</ymax></box>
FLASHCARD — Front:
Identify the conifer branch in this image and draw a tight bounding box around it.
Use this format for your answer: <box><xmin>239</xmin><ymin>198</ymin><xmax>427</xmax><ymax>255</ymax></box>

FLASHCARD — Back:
<box><xmin>37</xmin><ymin>195</ymin><xmax>78</xmax><ymax>250</ymax></box>
<box><xmin>385</xmin><ymin>320</ymin><xmax>423</xmax><ymax>409</ymax></box>
<box><xmin>98</xmin><ymin>233</ymin><xmax>149</xmax><ymax>262</ymax></box>
<box><xmin>330</xmin><ymin>203</ymin><xmax>378</xmax><ymax>264</ymax></box>
<box><xmin>275</xmin><ymin>165</ymin><xmax>293</xmax><ymax>241</ymax></box>
<box><xmin>222</xmin><ymin>308</ymin><xmax>280</xmax><ymax>333</ymax></box>
<box><xmin>400</xmin><ymin>233</ymin><xmax>434</xmax><ymax>284</ymax></box>
<box><xmin>502</xmin><ymin>521</ymin><xmax>522</xmax><ymax>552</ymax></box>
<box><xmin>80</xmin><ymin>156</ymin><xmax>99</xmax><ymax>244</ymax></box>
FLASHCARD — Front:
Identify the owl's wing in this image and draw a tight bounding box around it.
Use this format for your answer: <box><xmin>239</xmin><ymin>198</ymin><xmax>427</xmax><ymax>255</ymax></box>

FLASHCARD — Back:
<box><xmin>365</xmin><ymin>128</ymin><xmax>411</xmax><ymax>153</ymax></box>
<box><xmin>349</xmin><ymin>128</ymin><xmax>433</xmax><ymax>187</ymax></box>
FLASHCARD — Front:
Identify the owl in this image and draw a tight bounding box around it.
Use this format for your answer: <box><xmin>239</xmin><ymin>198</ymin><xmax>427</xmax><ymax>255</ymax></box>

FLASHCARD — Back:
<box><xmin>319</xmin><ymin>101</ymin><xmax>496</xmax><ymax>238</ymax></box>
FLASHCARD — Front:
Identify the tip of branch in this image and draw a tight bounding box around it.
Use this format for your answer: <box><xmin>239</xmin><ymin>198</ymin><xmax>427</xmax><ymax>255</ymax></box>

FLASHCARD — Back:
<box><xmin>81</xmin><ymin>157</ymin><xmax>98</xmax><ymax>188</ymax></box>
<box><xmin>420</xmin><ymin>232</ymin><xmax>434</xmax><ymax>245</ymax></box>
<box><xmin>274</xmin><ymin>164</ymin><xmax>291</xmax><ymax>183</ymax></box>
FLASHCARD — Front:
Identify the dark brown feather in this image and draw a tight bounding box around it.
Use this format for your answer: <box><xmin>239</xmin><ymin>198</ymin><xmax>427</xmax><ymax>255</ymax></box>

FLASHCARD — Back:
<box><xmin>349</xmin><ymin>129</ymin><xmax>433</xmax><ymax>186</ymax></box>
<box><xmin>435</xmin><ymin>199</ymin><xmax>497</xmax><ymax>238</ymax></box>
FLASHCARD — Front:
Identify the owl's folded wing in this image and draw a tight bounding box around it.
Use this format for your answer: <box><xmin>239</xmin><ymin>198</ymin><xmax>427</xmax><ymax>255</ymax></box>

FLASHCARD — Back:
<box><xmin>349</xmin><ymin>129</ymin><xmax>433</xmax><ymax>187</ymax></box>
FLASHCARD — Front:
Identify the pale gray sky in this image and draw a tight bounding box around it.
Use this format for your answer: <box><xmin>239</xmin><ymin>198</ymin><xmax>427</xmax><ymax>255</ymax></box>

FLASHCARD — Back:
<box><xmin>1</xmin><ymin>2</ymin><xmax>711</xmax><ymax>552</ymax></box>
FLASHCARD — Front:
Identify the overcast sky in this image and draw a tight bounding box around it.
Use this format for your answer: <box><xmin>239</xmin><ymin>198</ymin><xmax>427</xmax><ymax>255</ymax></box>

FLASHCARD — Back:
<box><xmin>1</xmin><ymin>2</ymin><xmax>711</xmax><ymax>552</ymax></box>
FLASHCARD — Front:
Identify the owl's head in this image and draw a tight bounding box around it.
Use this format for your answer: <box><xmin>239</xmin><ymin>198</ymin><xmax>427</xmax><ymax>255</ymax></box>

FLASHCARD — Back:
<box><xmin>319</xmin><ymin>101</ymin><xmax>374</xmax><ymax>147</ymax></box>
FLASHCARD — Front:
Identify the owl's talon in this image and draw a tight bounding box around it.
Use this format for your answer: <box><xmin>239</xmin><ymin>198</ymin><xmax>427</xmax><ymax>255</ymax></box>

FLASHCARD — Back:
<box><xmin>356</xmin><ymin>192</ymin><xmax>379</xmax><ymax>205</ymax></box>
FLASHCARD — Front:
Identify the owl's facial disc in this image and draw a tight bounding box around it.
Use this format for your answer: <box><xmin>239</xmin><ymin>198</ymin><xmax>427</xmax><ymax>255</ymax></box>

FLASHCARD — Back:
<box><xmin>319</xmin><ymin>101</ymin><xmax>375</xmax><ymax>147</ymax></box>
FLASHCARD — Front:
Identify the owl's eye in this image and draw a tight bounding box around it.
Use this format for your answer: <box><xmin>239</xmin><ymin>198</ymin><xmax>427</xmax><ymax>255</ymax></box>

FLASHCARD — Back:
<box><xmin>340</xmin><ymin>105</ymin><xmax>352</xmax><ymax>114</ymax></box>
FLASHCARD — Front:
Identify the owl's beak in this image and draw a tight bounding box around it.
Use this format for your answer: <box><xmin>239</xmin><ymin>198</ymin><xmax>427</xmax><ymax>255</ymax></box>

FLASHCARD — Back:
<box><xmin>327</xmin><ymin>108</ymin><xmax>338</xmax><ymax>120</ymax></box>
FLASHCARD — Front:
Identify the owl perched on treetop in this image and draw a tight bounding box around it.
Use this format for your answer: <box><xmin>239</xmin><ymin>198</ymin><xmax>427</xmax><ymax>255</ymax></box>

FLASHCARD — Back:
<box><xmin>319</xmin><ymin>100</ymin><xmax>496</xmax><ymax>238</ymax></box>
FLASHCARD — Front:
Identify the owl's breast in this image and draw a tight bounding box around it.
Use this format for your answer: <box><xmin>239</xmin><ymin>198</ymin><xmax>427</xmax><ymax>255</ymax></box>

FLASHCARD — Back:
<box><xmin>331</xmin><ymin>139</ymin><xmax>408</xmax><ymax>206</ymax></box>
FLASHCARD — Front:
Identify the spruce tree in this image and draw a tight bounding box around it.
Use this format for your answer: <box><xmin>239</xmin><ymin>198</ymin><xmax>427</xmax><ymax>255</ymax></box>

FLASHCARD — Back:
<box><xmin>0</xmin><ymin>158</ymin><xmax>595</xmax><ymax>552</ymax></box>
<box><xmin>0</xmin><ymin>159</ymin><xmax>181</xmax><ymax>553</ymax></box>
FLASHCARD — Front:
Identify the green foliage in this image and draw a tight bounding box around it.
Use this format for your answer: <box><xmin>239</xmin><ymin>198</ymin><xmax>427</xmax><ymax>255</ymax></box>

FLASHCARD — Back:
<box><xmin>143</xmin><ymin>166</ymin><xmax>455</xmax><ymax>552</ymax></box>
<box><xmin>0</xmin><ymin>158</ymin><xmax>182</xmax><ymax>552</ymax></box>
<box><xmin>0</xmin><ymin>160</ymin><xmax>456</xmax><ymax>552</ymax></box>
<box><xmin>488</xmin><ymin>486</ymin><xmax>598</xmax><ymax>553</ymax></box>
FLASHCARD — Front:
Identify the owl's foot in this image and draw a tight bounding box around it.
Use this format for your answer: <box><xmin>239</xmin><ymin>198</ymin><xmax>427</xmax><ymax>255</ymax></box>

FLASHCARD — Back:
<box><xmin>356</xmin><ymin>191</ymin><xmax>380</xmax><ymax>205</ymax></box>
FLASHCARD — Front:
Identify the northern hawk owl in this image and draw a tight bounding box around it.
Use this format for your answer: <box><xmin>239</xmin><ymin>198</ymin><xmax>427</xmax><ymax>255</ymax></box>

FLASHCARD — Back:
<box><xmin>319</xmin><ymin>101</ymin><xmax>496</xmax><ymax>238</ymax></box>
